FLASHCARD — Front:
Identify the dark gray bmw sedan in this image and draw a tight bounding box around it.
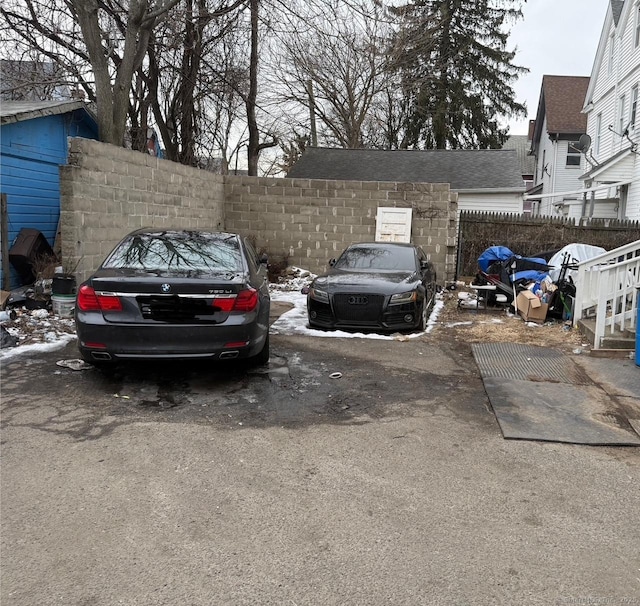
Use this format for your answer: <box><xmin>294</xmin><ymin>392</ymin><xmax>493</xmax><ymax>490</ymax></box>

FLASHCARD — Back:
<box><xmin>75</xmin><ymin>229</ymin><xmax>270</xmax><ymax>365</ymax></box>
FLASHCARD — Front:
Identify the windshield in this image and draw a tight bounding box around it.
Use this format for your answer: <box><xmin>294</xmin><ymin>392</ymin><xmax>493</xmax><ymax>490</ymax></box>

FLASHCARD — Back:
<box><xmin>103</xmin><ymin>231</ymin><xmax>243</xmax><ymax>272</ymax></box>
<box><xmin>334</xmin><ymin>245</ymin><xmax>416</xmax><ymax>271</ymax></box>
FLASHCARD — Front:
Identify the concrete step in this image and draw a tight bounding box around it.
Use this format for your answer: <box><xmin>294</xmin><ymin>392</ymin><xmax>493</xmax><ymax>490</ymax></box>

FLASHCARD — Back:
<box><xmin>577</xmin><ymin>318</ymin><xmax>636</xmax><ymax>351</ymax></box>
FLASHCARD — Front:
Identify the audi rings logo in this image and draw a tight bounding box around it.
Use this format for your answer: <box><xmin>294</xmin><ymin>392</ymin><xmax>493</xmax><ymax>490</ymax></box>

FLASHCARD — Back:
<box><xmin>348</xmin><ymin>295</ymin><xmax>368</xmax><ymax>305</ymax></box>
<box><xmin>161</xmin><ymin>283</ymin><xmax>171</xmax><ymax>293</ymax></box>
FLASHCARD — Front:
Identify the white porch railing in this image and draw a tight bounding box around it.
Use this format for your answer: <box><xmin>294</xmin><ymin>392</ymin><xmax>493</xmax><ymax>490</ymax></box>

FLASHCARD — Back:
<box><xmin>573</xmin><ymin>239</ymin><xmax>640</xmax><ymax>349</ymax></box>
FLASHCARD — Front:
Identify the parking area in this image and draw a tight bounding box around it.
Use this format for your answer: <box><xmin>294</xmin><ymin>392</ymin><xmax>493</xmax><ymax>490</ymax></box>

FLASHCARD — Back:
<box><xmin>2</xmin><ymin>301</ymin><xmax>640</xmax><ymax>605</ymax></box>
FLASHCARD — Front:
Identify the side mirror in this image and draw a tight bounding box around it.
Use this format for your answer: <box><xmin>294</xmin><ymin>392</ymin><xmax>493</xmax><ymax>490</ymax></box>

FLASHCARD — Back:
<box><xmin>259</xmin><ymin>253</ymin><xmax>268</xmax><ymax>265</ymax></box>
<box><xmin>301</xmin><ymin>286</ymin><xmax>310</xmax><ymax>295</ymax></box>
<box><xmin>329</xmin><ymin>258</ymin><xmax>337</xmax><ymax>267</ymax></box>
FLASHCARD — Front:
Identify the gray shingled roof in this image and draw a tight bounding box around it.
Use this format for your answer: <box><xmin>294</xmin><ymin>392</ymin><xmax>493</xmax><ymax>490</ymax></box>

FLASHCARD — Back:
<box><xmin>611</xmin><ymin>0</ymin><xmax>624</xmax><ymax>25</ymax></box>
<box><xmin>286</xmin><ymin>147</ymin><xmax>524</xmax><ymax>190</ymax></box>
<box><xmin>0</xmin><ymin>100</ymin><xmax>96</xmax><ymax>125</ymax></box>
<box><xmin>502</xmin><ymin>135</ymin><xmax>535</xmax><ymax>177</ymax></box>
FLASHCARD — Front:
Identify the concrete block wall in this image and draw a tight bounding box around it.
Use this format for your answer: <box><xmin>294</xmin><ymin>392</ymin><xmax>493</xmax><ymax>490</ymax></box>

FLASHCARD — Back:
<box><xmin>224</xmin><ymin>176</ymin><xmax>458</xmax><ymax>281</ymax></box>
<box><xmin>59</xmin><ymin>139</ymin><xmax>458</xmax><ymax>284</ymax></box>
<box><xmin>60</xmin><ymin>138</ymin><xmax>225</xmax><ymax>283</ymax></box>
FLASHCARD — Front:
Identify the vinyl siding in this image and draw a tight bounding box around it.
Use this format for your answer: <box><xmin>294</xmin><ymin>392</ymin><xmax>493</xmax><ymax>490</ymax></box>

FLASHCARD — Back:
<box><xmin>457</xmin><ymin>193</ymin><xmax>522</xmax><ymax>214</ymax></box>
<box><xmin>534</xmin><ymin>115</ymin><xmax>556</xmax><ymax>216</ymax></box>
<box><xmin>0</xmin><ymin>109</ymin><xmax>98</xmax><ymax>286</ymax></box>
<box><xmin>1</xmin><ymin>115</ymin><xmax>68</xmax><ymax>245</ymax></box>
<box><xmin>535</xmin><ymin>132</ymin><xmax>585</xmax><ymax>217</ymax></box>
<box><xmin>626</xmin><ymin>179</ymin><xmax>640</xmax><ymax>217</ymax></box>
<box><xmin>585</xmin><ymin>0</ymin><xmax>640</xmax><ymax>220</ymax></box>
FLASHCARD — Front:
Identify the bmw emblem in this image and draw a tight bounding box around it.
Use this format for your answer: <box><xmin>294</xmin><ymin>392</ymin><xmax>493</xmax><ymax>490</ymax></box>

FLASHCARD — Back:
<box><xmin>161</xmin><ymin>283</ymin><xmax>171</xmax><ymax>293</ymax></box>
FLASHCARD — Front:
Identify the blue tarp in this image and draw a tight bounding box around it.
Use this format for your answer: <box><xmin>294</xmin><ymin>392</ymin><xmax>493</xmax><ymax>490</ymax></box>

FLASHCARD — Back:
<box><xmin>478</xmin><ymin>246</ymin><xmax>514</xmax><ymax>272</ymax></box>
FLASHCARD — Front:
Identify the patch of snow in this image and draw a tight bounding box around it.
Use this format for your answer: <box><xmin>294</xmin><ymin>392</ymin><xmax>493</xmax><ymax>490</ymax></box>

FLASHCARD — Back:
<box><xmin>0</xmin><ymin>333</ymin><xmax>76</xmax><ymax>360</ymax></box>
<box><xmin>269</xmin><ymin>290</ymin><xmax>445</xmax><ymax>340</ymax></box>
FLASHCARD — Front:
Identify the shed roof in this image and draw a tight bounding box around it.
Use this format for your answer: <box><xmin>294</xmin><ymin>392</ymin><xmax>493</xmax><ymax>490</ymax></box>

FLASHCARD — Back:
<box><xmin>286</xmin><ymin>147</ymin><xmax>524</xmax><ymax>191</ymax></box>
<box><xmin>0</xmin><ymin>100</ymin><xmax>96</xmax><ymax>125</ymax></box>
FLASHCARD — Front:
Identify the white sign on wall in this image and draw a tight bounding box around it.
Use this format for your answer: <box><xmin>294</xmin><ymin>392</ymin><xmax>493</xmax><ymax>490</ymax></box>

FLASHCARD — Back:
<box><xmin>375</xmin><ymin>207</ymin><xmax>412</xmax><ymax>243</ymax></box>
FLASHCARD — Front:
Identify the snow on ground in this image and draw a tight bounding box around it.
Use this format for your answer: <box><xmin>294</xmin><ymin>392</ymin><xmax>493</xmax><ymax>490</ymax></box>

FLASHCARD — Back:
<box><xmin>270</xmin><ymin>288</ymin><xmax>444</xmax><ymax>340</ymax></box>
<box><xmin>1</xmin><ymin>308</ymin><xmax>77</xmax><ymax>361</ymax></box>
<box><xmin>0</xmin><ymin>267</ymin><xmax>445</xmax><ymax>360</ymax></box>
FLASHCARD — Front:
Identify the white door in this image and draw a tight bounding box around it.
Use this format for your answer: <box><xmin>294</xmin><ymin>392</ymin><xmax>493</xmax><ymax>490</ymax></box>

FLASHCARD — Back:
<box><xmin>375</xmin><ymin>207</ymin><xmax>412</xmax><ymax>243</ymax></box>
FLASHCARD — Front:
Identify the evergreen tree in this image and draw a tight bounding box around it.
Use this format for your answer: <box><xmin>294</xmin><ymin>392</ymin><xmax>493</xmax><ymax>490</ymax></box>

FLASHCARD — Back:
<box><xmin>389</xmin><ymin>0</ymin><xmax>528</xmax><ymax>149</ymax></box>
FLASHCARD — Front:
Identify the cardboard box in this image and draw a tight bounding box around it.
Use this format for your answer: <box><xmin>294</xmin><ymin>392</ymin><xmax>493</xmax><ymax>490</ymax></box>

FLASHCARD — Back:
<box><xmin>515</xmin><ymin>290</ymin><xmax>548</xmax><ymax>324</ymax></box>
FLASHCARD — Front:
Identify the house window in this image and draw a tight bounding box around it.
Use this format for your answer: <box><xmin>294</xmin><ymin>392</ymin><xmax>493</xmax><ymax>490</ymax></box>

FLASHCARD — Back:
<box><xmin>619</xmin><ymin>94</ymin><xmax>626</xmax><ymax>135</ymax></box>
<box><xmin>595</xmin><ymin>113</ymin><xmax>602</xmax><ymax>155</ymax></box>
<box><xmin>631</xmin><ymin>85</ymin><xmax>638</xmax><ymax>130</ymax></box>
<box><xmin>635</xmin><ymin>4</ymin><xmax>640</xmax><ymax>48</ymax></box>
<box><xmin>567</xmin><ymin>142</ymin><xmax>581</xmax><ymax>166</ymax></box>
<box><xmin>608</xmin><ymin>33</ymin><xmax>615</xmax><ymax>75</ymax></box>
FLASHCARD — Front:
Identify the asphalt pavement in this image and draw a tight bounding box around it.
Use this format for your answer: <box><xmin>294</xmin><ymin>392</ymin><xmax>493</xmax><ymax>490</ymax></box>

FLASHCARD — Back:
<box><xmin>2</xmin><ymin>331</ymin><xmax>639</xmax><ymax>606</ymax></box>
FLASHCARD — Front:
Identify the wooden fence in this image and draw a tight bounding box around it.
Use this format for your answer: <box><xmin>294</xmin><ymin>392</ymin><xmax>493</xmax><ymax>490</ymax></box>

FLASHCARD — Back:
<box><xmin>456</xmin><ymin>211</ymin><xmax>640</xmax><ymax>277</ymax></box>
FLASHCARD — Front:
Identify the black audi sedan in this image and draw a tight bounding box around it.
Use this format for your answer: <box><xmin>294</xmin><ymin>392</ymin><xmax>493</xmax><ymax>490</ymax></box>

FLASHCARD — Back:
<box><xmin>306</xmin><ymin>241</ymin><xmax>437</xmax><ymax>332</ymax></box>
<box><xmin>75</xmin><ymin>229</ymin><xmax>270</xmax><ymax>365</ymax></box>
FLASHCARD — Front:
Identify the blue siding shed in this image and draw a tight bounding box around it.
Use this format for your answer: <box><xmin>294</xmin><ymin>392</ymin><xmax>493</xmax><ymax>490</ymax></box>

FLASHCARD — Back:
<box><xmin>1</xmin><ymin>100</ymin><xmax>98</xmax><ymax>287</ymax></box>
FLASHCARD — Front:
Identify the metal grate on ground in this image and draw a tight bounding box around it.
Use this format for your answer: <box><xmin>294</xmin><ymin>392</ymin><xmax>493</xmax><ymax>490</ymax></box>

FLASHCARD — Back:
<box><xmin>472</xmin><ymin>342</ymin><xmax>594</xmax><ymax>386</ymax></box>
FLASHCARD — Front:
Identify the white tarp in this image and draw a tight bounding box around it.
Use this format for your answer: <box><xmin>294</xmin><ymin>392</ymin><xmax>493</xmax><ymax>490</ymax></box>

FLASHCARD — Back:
<box><xmin>548</xmin><ymin>243</ymin><xmax>607</xmax><ymax>283</ymax></box>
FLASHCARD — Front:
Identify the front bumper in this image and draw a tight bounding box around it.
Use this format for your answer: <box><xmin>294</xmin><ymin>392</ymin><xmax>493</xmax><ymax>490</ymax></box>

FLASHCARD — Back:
<box><xmin>307</xmin><ymin>297</ymin><xmax>421</xmax><ymax>331</ymax></box>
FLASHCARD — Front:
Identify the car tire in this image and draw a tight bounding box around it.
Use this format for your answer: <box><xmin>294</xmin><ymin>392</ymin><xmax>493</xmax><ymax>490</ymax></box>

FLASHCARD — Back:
<box><xmin>418</xmin><ymin>299</ymin><xmax>429</xmax><ymax>331</ymax></box>
<box><xmin>250</xmin><ymin>332</ymin><xmax>270</xmax><ymax>366</ymax></box>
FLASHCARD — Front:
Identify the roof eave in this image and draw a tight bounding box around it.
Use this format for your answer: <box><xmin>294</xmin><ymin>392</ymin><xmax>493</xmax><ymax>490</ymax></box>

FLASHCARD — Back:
<box><xmin>0</xmin><ymin>100</ymin><xmax>94</xmax><ymax>125</ymax></box>
<box><xmin>454</xmin><ymin>188</ymin><xmax>525</xmax><ymax>194</ymax></box>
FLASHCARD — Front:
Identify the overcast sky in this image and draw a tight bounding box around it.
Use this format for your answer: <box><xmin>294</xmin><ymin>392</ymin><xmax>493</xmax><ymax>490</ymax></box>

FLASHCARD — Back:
<box><xmin>506</xmin><ymin>0</ymin><xmax>609</xmax><ymax>135</ymax></box>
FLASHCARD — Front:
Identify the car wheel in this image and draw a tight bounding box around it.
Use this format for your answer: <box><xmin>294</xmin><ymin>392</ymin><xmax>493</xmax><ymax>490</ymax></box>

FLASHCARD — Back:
<box><xmin>418</xmin><ymin>299</ymin><xmax>429</xmax><ymax>331</ymax></box>
<box><xmin>249</xmin><ymin>332</ymin><xmax>270</xmax><ymax>366</ymax></box>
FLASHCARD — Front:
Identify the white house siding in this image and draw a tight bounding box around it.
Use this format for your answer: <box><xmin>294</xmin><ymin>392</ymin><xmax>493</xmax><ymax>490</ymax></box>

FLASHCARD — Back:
<box><xmin>554</xmin><ymin>140</ymin><xmax>585</xmax><ymax>208</ymax></box>
<box><xmin>533</xmin><ymin>123</ymin><xmax>586</xmax><ymax>216</ymax></box>
<box><xmin>626</xmin><ymin>179</ymin><xmax>640</xmax><ymax>218</ymax></box>
<box><xmin>534</xmin><ymin>114</ymin><xmax>556</xmax><ymax>215</ymax></box>
<box><xmin>584</xmin><ymin>0</ymin><xmax>640</xmax><ymax>220</ymax></box>
<box><xmin>456</xmin><ymin>192</ymin><xmax>523</xmax><ymax>214</ymax></box>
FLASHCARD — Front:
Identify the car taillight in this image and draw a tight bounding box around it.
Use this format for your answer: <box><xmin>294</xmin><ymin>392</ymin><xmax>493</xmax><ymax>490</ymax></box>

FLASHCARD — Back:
<box><xmin>212</xmin><ymin>296</ymin><xmax>236</xmax><ymax>312</ymax></box>
<box><xmin>77</xmin><ymin>285</ymin><xmax>123</xmax><ymax>312</ymax></box>
<box><xmin>233</xmin><ymin>288</ymin><xmax>259</xmax><ymax>312</ymax></box>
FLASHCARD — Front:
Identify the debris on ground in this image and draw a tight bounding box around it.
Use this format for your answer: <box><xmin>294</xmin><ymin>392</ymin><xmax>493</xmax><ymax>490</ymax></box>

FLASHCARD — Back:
<box><xmin>55</xmin><ymin>359</ymin><xmax>93</xmax><ymax>371</ymax></box>
<box><xmin>436</xmin><ymin>279</ymin><xmax>587</xmax><ymax>354</ymax></box>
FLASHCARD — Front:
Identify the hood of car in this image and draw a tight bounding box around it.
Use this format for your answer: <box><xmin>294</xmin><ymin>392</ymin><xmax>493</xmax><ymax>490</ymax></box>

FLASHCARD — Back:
<box><xmin>315</xmin><ymin>269</ymin><xmax>418</xmax><ymax>293</ymax></box>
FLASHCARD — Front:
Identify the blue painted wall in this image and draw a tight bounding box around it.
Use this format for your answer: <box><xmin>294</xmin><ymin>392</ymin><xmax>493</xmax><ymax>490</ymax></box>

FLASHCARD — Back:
<box><xmin>1</xmin><ymin>108</ymin><xmax>98</xmax><ymax>287</ymax></box>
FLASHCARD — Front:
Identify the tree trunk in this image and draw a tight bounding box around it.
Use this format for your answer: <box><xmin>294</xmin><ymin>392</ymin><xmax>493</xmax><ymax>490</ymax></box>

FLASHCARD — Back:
<box><xmin>246</xmin><ymin>0</ymin><xmax>260</xmax><ymax>176</ymax></box>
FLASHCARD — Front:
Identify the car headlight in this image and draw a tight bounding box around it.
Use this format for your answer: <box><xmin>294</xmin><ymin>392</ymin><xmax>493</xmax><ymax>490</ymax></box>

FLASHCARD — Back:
<box><xmin>309</xmin><ymin>287</ymin><xmax>329</xmax><ymax>304</ymax></box>
<box><xmin>390</xmin><ymin>291</ymin><xmax>417</xmax><ymax>304</ymax></box>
